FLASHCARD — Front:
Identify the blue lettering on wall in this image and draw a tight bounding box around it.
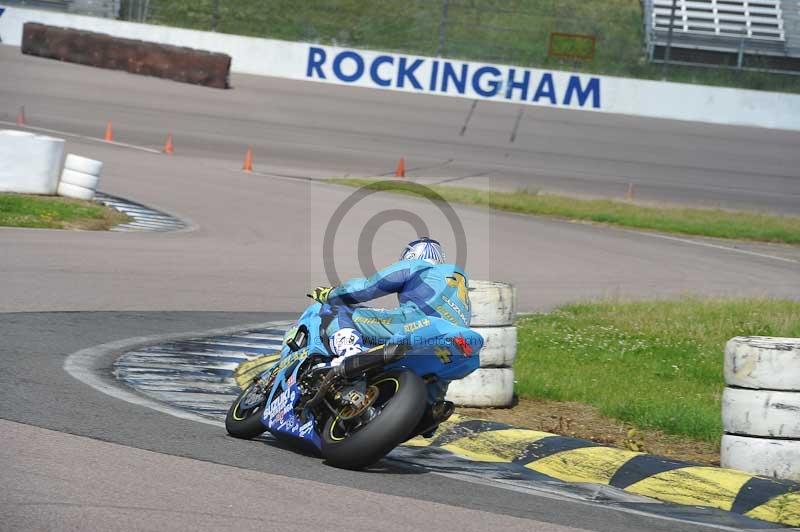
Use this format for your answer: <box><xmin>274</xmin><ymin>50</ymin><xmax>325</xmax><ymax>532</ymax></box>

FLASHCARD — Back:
<box><xmin>397</xmin><ymin>57</ymin><xmax>424</xmax><ymax>89</ymax></box>
<box><xmin>472</xmin><ymin>66</ymin><xmax>502</xmax><ymax>97</ymax></box>
<box><xmin>505</xmin><ymin>68</ymin><xmax>530</xmax><ymax>101</ymax></box>
<box><xmin>370</xmin><ymin>55</ymin><xmax>394</xmax><ymax>87</ymax></box>
<box><xmin>532</xmin><ymin>73</ymin><xmax>556</xmax><ymax>104</ymax></box>
<box><xmin>307</xmin><ymin>46</ymin><xmax>327</xmax><ymax>79</ymax></box>
<box><xmin>429</xmin><ymin>60</ymin><xmax>440</xmax><ymax>91</ymax></box>
<box><xmin>563</xmin><ymin>75</ymin><xmax>601</xmax><ymax>109</ymax></box>
<box><xmin>304</xmin><ymin>46</ymin><xmax>603</xmax><ymax>110</ymax></box>
<box><xmin>333</xmin><ymin>51</ymin><xmax>365</xmax><ymax>82</ymax></box>
<box><xmin>441</xmin><ymin>62</ymin><xmax>468</xmax><ymax>94</ymax></box>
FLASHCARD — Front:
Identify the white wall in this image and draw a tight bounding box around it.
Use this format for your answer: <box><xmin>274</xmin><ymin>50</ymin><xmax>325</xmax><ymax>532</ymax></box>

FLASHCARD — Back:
<box><xmin>2</xmin><ymin>5</ymin><xmax>799</xmax><ymax>131</ymax></box>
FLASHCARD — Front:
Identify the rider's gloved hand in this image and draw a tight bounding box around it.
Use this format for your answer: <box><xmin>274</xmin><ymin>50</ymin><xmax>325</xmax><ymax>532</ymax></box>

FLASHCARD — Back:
<box><xmin>307</xmin><ymin>286</ymin><xmax>333</xmax><ymax>304</ymax></box>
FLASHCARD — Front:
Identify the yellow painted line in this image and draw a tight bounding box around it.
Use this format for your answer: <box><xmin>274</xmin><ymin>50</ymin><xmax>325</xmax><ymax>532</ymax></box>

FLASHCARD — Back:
<box><xmin>745</xmin><ymin>491</ymin><xmax>800</xmax><ymax>527</ymax></box>
<box><xmin>442</xmin><ymin>428</ymin><xmax>552</xmax><ymax>463</ymax></box>
<box><xmin>626</xmin><ymin>466</ymin><xmax>754</xmax><ymax>511</ymax></box>
<box><xmin>526</xmin><ymin>446</ymin><xmax>642</xmax><ymax>484</ymax></box>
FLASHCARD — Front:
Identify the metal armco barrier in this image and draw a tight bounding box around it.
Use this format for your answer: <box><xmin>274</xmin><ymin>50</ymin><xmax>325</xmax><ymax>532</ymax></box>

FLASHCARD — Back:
<box><xmin>446</xmin><ymin>280</ymin><xmax>517</xmax><ymax>407</ymax></box>
<box><xmin>721</xmin><ymin>336</ymin><xmax>800</xmax><ymax>481</ymax></box>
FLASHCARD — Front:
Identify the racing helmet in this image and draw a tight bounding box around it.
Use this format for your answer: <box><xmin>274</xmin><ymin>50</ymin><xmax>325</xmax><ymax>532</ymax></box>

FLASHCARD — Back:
<box><xmin>400</xmin><ymin>237</ymin><xmax>445</xmax><ymax>265</ymax></box>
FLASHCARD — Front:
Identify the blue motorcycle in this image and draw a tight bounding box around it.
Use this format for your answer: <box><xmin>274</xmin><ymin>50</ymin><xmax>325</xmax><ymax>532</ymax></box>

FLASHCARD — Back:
<box><xmin>225</xmin><ymin>302</ymin><xmax>482</xmax><ymax>469</ymax></box>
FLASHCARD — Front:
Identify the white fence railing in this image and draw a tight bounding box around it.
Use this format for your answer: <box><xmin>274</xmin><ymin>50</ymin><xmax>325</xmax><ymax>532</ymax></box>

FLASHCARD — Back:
<box><xmin>653</xmin><ymin>0</ymin><xmax>785</xmax><ymax>41</ymax></box>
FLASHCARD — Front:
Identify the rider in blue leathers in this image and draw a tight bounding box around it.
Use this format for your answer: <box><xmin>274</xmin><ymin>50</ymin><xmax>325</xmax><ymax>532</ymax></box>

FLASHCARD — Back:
<box><xmin>308</xmin><ymin>237</ymin><xmax>482</xmax><ymax>437</ymax></box>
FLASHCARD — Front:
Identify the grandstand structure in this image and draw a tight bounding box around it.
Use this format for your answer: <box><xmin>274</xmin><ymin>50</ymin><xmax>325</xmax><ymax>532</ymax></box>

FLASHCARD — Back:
<box><xmin>644</xmin><ymin>0</ymin><xmax>800</xmax><ymax>73</ymax></box>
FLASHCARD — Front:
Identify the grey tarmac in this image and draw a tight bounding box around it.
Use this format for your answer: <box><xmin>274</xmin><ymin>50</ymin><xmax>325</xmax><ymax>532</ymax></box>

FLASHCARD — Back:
<box><xmin>1</xmin><ymin>44</ymin><xmax>799</xmax><ymax>532</ymax></box>
<box><xmin>0</xmin><ymin>312</ymin><xmax>768</xmax><ymax>532</ymax></box>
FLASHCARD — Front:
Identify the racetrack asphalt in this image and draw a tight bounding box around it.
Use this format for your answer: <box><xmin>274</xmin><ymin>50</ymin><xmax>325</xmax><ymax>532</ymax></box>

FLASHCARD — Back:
<box><xmin>0</xmin><ymin>312</ymin><xmax>774</xmax><ymax>532</ymax></box>
<box><xmin>1</xmin><ymin>45</ymin><xmax>800</xmax><ymax>531</ymax></box>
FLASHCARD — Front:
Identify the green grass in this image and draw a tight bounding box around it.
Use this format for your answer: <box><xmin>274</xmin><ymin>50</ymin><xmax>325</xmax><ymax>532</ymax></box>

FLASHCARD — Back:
<box><xmin>0</xmin><ymin>193</ymin><xmax>129</xmax><ymax>230</ymax></box>
<box><xmin>144</xmin><ymin>0</ymin><xmax>800</xmax><ymax>94</ymax></box>
<box><xmin>515</xmin><ymin>298</ymin><xmax>800</xmax><ymax>442</ymax></box>
<box><xmin>331</xmin><ymin>179</ymin><xmax>800</xmax><ymax>244</ymax></box>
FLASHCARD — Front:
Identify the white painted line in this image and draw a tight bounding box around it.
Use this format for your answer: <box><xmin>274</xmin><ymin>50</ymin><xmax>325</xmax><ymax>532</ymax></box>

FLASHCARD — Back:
<box><xmin>0</xmin><ymin>120</ymin><xmax>162</xmax><ymax>154</ymax></box>
<box><xmin>623</xmin><ymin>230</ymin><xmax>799</xmax><ymax>264</ymax></box>
<box><xmin>0</xmin><ymin>121</ymin><xmax>161</xmax><ymax>153</ymax></box>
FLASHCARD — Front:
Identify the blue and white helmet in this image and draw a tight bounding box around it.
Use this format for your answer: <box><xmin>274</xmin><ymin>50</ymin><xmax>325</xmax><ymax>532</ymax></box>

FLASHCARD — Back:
<box><xmin>400</xmin><ymin>237</ymin><xmax>446</xmax><ymax>265</ymax></box>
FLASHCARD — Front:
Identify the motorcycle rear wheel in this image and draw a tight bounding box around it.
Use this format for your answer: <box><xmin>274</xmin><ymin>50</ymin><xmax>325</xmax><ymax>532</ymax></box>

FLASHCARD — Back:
<box><xmin>322</xmin><ymin>369</ymin><xmax>426</xmax><ymax>470</ymax></box>
<box><xmin>225</xmin><ymin>381</ymin><xmax>268</xmax><ymax>439</ymax></box>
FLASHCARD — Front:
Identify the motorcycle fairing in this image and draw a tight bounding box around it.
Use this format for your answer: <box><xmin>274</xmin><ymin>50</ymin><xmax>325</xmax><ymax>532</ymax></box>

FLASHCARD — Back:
<box><xmin>259</xmin><ymin>346</ymin><xmax>323</xmax><ymax>451</ymax></box>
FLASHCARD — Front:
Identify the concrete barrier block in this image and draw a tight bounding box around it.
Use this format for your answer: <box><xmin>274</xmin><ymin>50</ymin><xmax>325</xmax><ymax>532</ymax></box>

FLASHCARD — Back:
<box><xmin>0</xmin><ymin>130</ymin><xmax>64</xmax><ymax>194</ymax></box>
<box><xmin>22</xmin><ymin>22</ymin><xmax>231</xmax><ymax>89</ymax></box>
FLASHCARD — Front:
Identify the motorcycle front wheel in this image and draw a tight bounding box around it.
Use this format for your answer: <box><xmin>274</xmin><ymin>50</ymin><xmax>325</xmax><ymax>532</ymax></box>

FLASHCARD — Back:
<box><xmin>322</xmin><ymin>369</ymin><xmax>426</xmax><ymax>470</ymax></box>
<box><xmin>225</xmin><ymin>381</ymin><xmax>268</xmax><ymax>439</ymax></box>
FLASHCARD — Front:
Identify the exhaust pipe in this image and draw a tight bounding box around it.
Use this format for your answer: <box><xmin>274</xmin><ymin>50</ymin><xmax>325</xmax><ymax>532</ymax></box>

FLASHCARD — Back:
<box><xmin>333</xmin><ymin>343</ymin><xmax>408</xmax><ymax>380</ymax></box>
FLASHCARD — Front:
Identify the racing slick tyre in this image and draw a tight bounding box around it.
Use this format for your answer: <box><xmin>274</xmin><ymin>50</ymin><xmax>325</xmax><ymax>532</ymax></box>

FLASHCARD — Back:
<box><xmin>225</xmin><ymin>381</ymin><xmax>268</xmax><ymax>439</ymax></box>
<box><xmin>322</xmin><ymin>369</ymin><xmax>426</xmax><ymax>470</ymax></box>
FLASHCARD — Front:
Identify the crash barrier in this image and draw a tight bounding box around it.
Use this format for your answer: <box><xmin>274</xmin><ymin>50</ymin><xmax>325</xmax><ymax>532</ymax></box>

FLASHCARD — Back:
<box><xmin>446</xmin><ymin>281</ymin><xmax>517</xmax><ymax>408</ymax></box>
<box><xmin>21</xmin><ymin>22</ymin><xmax>231</xmax><ymax>89</ymax></box>
<box><xmin>721</xmin><ymin>336</ymin><xmax>800</xmax><ymax>481</ymax></box>
<box><xmin>2</xmin><ymin>7</ymin><xmax>800</xmax><ymax>130</ymax></box>
<box><xmin>0</xmin><ymin>129</ymin><xmax>64</xmax><ymax>194</ymax></box>
<box><xmin>57</xmin><ymin>154</ymin><xmax>103</xmax><ymax>200</ymax></box>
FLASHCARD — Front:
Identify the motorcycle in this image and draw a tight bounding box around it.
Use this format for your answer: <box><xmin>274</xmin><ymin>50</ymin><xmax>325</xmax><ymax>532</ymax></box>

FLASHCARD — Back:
<box><xmin>225</xmin><ymin>301</ymin><xmax>482</xmax><ymax>469</ymax></box>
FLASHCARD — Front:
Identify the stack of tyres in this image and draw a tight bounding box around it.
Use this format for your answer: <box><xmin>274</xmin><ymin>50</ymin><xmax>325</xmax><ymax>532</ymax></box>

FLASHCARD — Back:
<box><xmin>58</xmin><ymin>154</ymin><xmax>103</xmax><ymax>200</ymax></box>
<box><xmin>446</xmin><ymin>280</ymin><xmax>516</xmax><ymax>407</ymax></box>
<box><xmin>721</xmin><ymin>337</ymin><xmax>800</xmax><ymax>481</ymax></box>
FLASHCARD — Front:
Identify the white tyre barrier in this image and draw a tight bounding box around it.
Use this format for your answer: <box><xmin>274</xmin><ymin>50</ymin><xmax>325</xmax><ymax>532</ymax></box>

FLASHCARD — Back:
<box><xmin>60</xmin><ymin>169</ymin><xmax>99</xmax><ymax>190</ymax></box>
<box><xmin>64</xmin><ymin>154</ymin><xmax>104</xmax><ymax>176</ymax></box>
<box><xmin>722</xmin><ymin>387</ymin><xmax>800</xmax><ymax>438</ymax></box>
<box><xmin>724</xmin><ymin>337</ymin><xmax>800</xmax><ymax>390</ymax></box>
<box><xmin>469</xmin><ymin>280</ymin><xmax>515</xmax><ymax>327</ymax></box>
<box><xmin>451</xmin><ymin>280</ymin><xmax>517</xmax><ymax>407</ymax></box>
<box><xmin>475</xmin><ymin>326</ymin><xmax>517</xmax><ymax>368</ymax></box>
<box><xmin>0</xmin><ymin>130</ymin><xmax>65</xmax><ymax>194</ymax></box>
<box><xmin>57</xmin><ymin>181</ymin><xmax>95</xmax><ymax>201</ymax></box>
<box><xmin>721</xmin><ymin>336</ymin><xmax>800</xmax><ymax>481</ymax></box>
<box><xmin>446</xmin><ymin>368</ymin><xmax>514</xmax><ymax>408</ymax></box>
<box><xmin>721</xmin><ymin>434</ymin><xmax>800</xmax><ymax>481</ymax></box>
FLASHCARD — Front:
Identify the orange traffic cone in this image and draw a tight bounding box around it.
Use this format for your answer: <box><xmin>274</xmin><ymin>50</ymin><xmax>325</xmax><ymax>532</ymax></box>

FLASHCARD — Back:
<box><xmin>163</xmin><ymin>133</ymin><xmax>174</xmax><ymax>154</ymax></box>
<box><xmin>242</xmin><ymin>147</ymin><xmax>253</xmax><ymax>172</ymax></box>
<box><xmin>16</xmin><ymin>106</ymin><xmax>25</xmax><ymax>126</ymax></box>
<box><xmin>103</xmin><ymin>120</ymin><xmax>114</xmax><ymax>142</ymax></box>
<box><xmin>395</xmin><ymin>157</ymin><xmax>406</xmax><ymax>178</ymax></box>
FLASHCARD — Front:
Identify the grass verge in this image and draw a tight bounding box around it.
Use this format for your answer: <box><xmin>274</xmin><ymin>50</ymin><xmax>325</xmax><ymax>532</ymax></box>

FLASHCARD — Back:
<box><xmin>0</xmin><ymin>193</ymin><xmax>130</xmax><ymax>230</ymax></box>
<box><xmin>331</xmin><ymin>179</ymin><xmax>800</xmax><ymax>244</ymax></box>
<box><xmin>514</xmin><ymin>298</ymin><xmax>800</xmax><ymax>445</ymax></box>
